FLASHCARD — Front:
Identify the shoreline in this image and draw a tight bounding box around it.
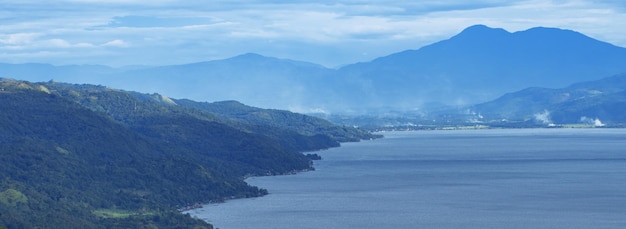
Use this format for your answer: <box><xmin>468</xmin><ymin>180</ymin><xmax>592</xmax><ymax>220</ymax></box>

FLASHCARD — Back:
<box><xmin>180</xmin><ymin>156</ymin><xmax>325</xmax><ymax>213</ymax></box>
<box><xmin>183</xmin><ymin>127</ymin><xmax>625</xmax><ymax>212</ymax></box>
<box><xmin>183</xmin><ymin>129</ymin><xmax>626</xmax><ymax>229</ymax></box>
<box><xmin>367</xmin><ymin>124</ymin><xmax>626</xmax><ymax>132</ymax></box>
<box><xmin>182</xmin><ymin>136</ymin><xmax>383</xmax><ymax>215</ymax></box>
<box><xmin>180</xmin><ymin>168</ymin><xmax>318</xmax><ymax>213</ymax></box>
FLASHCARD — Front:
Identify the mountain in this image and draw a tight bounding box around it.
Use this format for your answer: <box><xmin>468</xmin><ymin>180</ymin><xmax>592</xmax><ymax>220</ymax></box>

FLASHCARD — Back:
<box><xmin>0</xmin><ymin>63</ymin><xmax>123</xmax><ymax>84</ymax></box>
<box><xmin>0</xmin><ymin>78</ymin><xmax>376</xmax><ymax>228</ymax></box>
<box><xmin>2</xmin><ymin>25</ymin><xmax>626</xmax><ymax>114</ymax></box>
<box><xmin>470</xmin><ymin>73</ymin><xmax>626</xmax><ymax>126</ymax></box>
<box><xmin>319</xmin><ymin>73</ymin><xmax>626</xmax><ymax>130</ymax></box>
<box><xmin>336</xmin><ymin>25</ymin><xmax>626</xmax><ymax>110</ymax></box>
<box><xmin>102</xmin><ymin>53</ymin><xmax>338</xmax><ymax>112</ymax></box>
<box><xmin>0</xmin><ymin>54</ymin><xmax>337</xmax><ymax>112</ymax></box>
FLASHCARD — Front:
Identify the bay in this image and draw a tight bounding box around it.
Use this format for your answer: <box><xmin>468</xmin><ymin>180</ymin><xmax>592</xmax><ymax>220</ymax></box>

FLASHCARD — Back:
<box><xmin>187</xmin><ymin>128</ymin><xmax>626</xmax><ymax>229</ymax></box>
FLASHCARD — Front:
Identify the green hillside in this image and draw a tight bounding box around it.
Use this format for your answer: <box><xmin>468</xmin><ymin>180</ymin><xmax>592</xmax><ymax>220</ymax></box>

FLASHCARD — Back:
<box><xmin>0</xmin><ymin>78</ymin><xmax>375</xmax><ymax>228</ymax></box>
<box><xmin>173</xmin><ymin>99</ymin><xmax>380</xmax><ymax>143</ymax></box>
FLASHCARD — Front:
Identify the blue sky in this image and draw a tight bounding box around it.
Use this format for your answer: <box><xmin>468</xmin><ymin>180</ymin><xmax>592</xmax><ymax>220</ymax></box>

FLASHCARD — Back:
<box><xmin>1</xmin><ymin>0</ymin><xmax>625</xmax><ymax>67</ymax></box>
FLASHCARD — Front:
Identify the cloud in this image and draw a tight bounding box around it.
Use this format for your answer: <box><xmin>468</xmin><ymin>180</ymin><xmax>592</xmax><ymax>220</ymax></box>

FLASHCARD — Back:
<box><xmin>1</xmin><ymin>0</ymin><xmax>626</xmax><ymax>67</ymax></box>
<box><xmin>0</xmin><ymin>32</ymin><xmax>100</xmax><ymax>53</ymax></box>
<box><xmin>44</xmin><ymin>39</ymin><xmax>73</xmax><ymax>48</ymax></box>
<box><xmin>102</xmin><ymin>39</ymin><xmax>128</xmax><ymax>47</ymax></box>
<box><xmin>101</xmin><ymin>15</ymin><xmax>218</xmax><ymax>28</ymax></box>
<box><xmin>0</xmin><ymin>33</ymin><xmax>40</xmax><ymax>45</ymax></box>
<box><xmin>55</xmin><ymin>0</ymin><xmax>176</xmax><ymax>5</ymax></box>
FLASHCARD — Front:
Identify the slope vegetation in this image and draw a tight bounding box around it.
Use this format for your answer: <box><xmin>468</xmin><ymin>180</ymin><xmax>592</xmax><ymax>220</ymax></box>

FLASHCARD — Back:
<box><xmin>0</xmin><ymin>78</ymin><xmax>375</xmax><ymax>228</ymax></box>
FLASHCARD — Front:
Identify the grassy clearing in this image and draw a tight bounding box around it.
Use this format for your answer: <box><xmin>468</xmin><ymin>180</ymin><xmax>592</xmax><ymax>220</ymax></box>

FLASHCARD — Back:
<box><xmin>92</xmin><ymin>209</ymin><xmax>140</xmax><ymax>219</ymax></box>
<box><xmin>0</xmin><ymin>189</ymin><xmax>28</xmax><ymax>207</ymax></box>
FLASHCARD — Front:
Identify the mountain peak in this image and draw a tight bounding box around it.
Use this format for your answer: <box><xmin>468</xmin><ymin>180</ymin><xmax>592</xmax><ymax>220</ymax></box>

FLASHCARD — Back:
<box><xmin>454</xmin><ymin>24</ymin><xmax>510</xmax><ymax>39</ymax></box>
<box><xmin>513</xmin><ymin>26</ymin><xmax>596</xmax><ymax>43</ymax></box>
<box><xmin>224</xmin><ymin>52</ymin><xmax>327</xmax><ymax>69</ymax></box>
<box><xmin>238</xmin><ymin>52</ymin><xmax>267</xmax><ymax>58</ymax></box>
<box><xmin>227</xmin><ymin>52</ymin><xmax>272</xmax><ymax>61</ymax></box>
<box><xmin>462</xmin><ymin>24</ymin><xmax>497</xmax><ymax>32</ymax></box>
<box><xmin>519</xmin><ymin>26</ymin><xmax>575</xmax><ymax>34</ymax></box>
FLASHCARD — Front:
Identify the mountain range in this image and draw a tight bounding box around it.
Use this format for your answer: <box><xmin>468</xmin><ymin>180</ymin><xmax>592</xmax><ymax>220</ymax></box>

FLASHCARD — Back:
<box><xmin>3</xmin><ymin>25</ymin><xmax>626</xmax><ymax>114</ymax></box>
<box><xmin>336</xmin><ymin>25</ymin><xmax>626</xmax><ymax>110</ymax></box>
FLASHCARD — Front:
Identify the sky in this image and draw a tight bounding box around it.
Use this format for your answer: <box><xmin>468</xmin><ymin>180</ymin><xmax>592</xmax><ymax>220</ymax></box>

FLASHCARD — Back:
<box><xmin>1</xmin><ymin>0</ymin><xmax>626</xmax><ymax>67</ymax></box>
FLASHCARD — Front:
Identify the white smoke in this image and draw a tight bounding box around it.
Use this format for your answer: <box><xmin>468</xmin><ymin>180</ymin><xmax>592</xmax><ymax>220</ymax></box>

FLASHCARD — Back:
<box><xmin>534</xmin><ymin>110</ymin><xmax>554</xmax><ymax>126</ymax></box>
<box><xmin>289</xmin><ymin>106</ymin><xmax>329</xmax><ymax>115</ymax></box>
<box><xmin>580</xmin><ymin>116</ymin><xmax>605</xmax><ymax>127</ymax></box>
<box><xmin>465</xmin><ymin>109</ymin><xmax>484</xmax><ymax>123</ymax></box>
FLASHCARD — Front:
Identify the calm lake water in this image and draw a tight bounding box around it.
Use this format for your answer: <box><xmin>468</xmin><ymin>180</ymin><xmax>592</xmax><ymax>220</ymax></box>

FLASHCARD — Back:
<box><xmin>187</xmin><ymin>129</ymin><xmax>626</xmax><ymax>229</ymax></box>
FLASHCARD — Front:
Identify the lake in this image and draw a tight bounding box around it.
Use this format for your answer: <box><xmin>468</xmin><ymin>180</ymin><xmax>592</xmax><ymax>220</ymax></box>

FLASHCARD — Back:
<box><xmin>187</xmin><ymin>129</ymin><xmax>626</xmax><ymax>229</ymax></box>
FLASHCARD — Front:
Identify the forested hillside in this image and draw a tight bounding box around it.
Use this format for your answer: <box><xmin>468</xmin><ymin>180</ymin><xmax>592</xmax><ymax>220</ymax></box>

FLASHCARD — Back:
<box><xmin>471</xmin><ymin>73</ymin><xmax>626</xmax><ymax>126</ymax></box>
<box><xmin>173</xmin><ymin>99</ymin><xmax>378</xmax><ymax>143</ymax></box>
<box><xmin>0</xmin><ymin>78</ymin><xmax>376</xmax><ymax>228</ymax></box>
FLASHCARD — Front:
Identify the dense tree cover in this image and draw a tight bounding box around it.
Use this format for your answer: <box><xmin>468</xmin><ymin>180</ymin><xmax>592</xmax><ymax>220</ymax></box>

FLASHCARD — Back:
<box><xmin>173</xmin><ymin>99</ymin><xmax>381</xmax><ymax>142</ymax></box>
<box><xmin>47</xmin><ymin>82</ymin><xmax>351</xmax><ymax>152</ymax></box>
<box><xmin>0</xmin><ymin>78</ymin><xmax>374</xmax><ymax>228</ymax></box>
<box><xmin>0</xmin><ymin>89</ymin><xmax>217</xmax><ymax>228</ymax></box>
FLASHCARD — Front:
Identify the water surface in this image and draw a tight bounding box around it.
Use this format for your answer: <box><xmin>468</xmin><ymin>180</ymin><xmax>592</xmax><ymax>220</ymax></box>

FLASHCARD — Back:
<box><xmin>188</xmin><ymin>129</ymin><xmax>626</xmax><ymax>228</ymax></box>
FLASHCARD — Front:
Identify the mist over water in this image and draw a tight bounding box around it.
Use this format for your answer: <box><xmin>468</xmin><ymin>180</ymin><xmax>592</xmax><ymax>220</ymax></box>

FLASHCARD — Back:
<box><xmin>188</xmin><ymin>129</ymin><xmax>626</xmax><ymax>229</ymax></box>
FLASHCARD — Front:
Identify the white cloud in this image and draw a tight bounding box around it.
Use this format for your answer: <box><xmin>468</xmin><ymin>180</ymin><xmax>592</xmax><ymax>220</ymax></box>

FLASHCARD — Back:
<box><xmin>1</xmin><ymin>0</ymin><xmax>626</xmax><ymax>66</ymax></box>
<box><xmin>0</xmin><ymin>33</ymin><xmax>40</xmax><ymax>45</ymax></box>
<box><xmin>102</xmin><ymin>39</ymin><xmax>128</xmax><ymax>47</ymax></box>
<box><xmin>59</xmin><ymin>0</ymin><xmax>176</xmax><ymax>5</ymax></box>
<box><xmin>44</xmin><ymin>39</ymin><xmax>72</xmax><ymax>48</ymax></box>
<box><xmin>43</xmin><ymin>39</ymin><xmax>97</xmax><ymax>48</ymax></box>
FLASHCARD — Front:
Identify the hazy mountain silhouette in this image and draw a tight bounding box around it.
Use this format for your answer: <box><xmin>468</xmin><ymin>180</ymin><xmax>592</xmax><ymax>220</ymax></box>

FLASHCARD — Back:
<box><xmin>0</xmin><ymin>63</ymin><xmax>121</xmax><ymax>83</ymax></box>
<box><xmin>2</xmin><ymin>25</ymin><xmax>626</xmax><ymax>114</ymax></box>
<box><xmin>336</xmin><ymin>24</ymin><xmax>626</xmax><ymax>110</ymax></box>
<box><xmin>102</xmin><ymin>53</ymin><xmax>337</xmax><ymax>112</ymax></box>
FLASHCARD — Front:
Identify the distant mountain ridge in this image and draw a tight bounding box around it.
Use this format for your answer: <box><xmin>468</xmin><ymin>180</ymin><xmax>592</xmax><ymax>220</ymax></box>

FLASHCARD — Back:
<box><xmin>471</xmin><ymin>73</ymin><xmax>626</xmax><ymax>126</ymax></box>
<box><xmin>336</xmin><ymin>25</ymin><xmax>626</xmax><ymax>109</ymax></box>
<box><xmin>2</xmin><ymin>25</ymin><xmax>626</xmax><ymax>113</ymax></box>
<box><xmin>317</xmin><ymin>73</ymin><xmax>626</xmax><ymax>129</ymax></box>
